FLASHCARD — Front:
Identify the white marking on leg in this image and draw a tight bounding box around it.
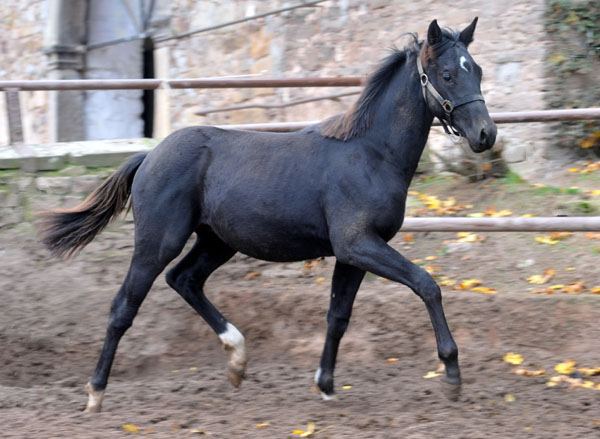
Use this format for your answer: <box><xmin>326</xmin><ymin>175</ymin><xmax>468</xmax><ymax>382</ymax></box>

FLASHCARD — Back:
<box><xmin>460</xmin><ymin>56</ymin><xmax>469</xmax><ymax>72</ymax></box>
<box><xmin>84</xmin><ymin>382</ymin><xmax>104</xmax><ymax>413</ymax></box>
<box><xmin>314</xmin><ymin>367</ymin><xmax>335</xmax><ymax>401</ymax></box>
<box><xmin>219</xmin><ymin>322</ymin><xmax>247</xmax><ymax>386</ymax></box>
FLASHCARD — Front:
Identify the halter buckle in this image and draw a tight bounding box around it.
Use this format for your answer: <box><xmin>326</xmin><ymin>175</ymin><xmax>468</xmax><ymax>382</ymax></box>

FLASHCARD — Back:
<box><xmin>420</xmin><ymin>73</ymin><xmax>428</xmax><ymax>87</ymax></box>
<box><xmin>442</xmin><ymin>100</ymin><xmax>454</xmax><ymax>113</ymax></box>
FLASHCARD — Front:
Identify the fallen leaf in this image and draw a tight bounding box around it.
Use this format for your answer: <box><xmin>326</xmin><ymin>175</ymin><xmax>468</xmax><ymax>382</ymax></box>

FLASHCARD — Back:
<box><xmin>425</xmin><ymin>255</ymin><xmax>437</xmax><ymax>261</ymax></box>
<box><xmin>342</xmin><ymin>385</ymin><xmax>353</xmax><ymax>390</ymax></box>
<box><xmin>503</xmin><ymin>352</ymin><xmax>524</xmax><ymax>365</ymax></box>
<box><xmin>555</xmin><ymin>360</ymin><xmax>576</xmax><ymax>374</ymax></box>
<box><xmin>561</xmin><ymin>281</ymin><xmax>585</xmax><ymax>293</ymax></box>
<box><xmin>579</xmin><ymin>367</ymin><xmax>600</xmax><ymax>376</ymax></box>
<box><xmin>470</xmin><ymin>286</ymin><xmax>498</xmax><ymax>295</ymax></box>
<box><xmin>189</xmin><ymin>367</ymin><xmax>198</xmax><ymax>371</ymax></box>
<box><xmin>122</xmin><ymin>424</ymin><xmax>140</xmax><ymax>433</ymax></box>
<box><xmin>386</xmin><ymin>358</ymin><xmax>399</xmax><ymax>364</ymax></box>
<box><xmin>526</xmin><ymin>268</ymin><xmax>556</xmax><ymax>285</ymax></box>
<box><xmin>315</xmin><ymin>277</ymin><xmax>325</xmax><ymax>285</ymax></box>
<box><xmin>589</xmin><ymin>286</ymin><xmax>600</xmax><ymax>294</ymax></box>
<box><xmin>535</xmin><ymin>235</ymin><xmax>559</xmax><ymax>245</ymax></box>
<box><xmin>582</xmin><ymin>381</ymin><xmax>595</xmax><ymax>389</ymax></box>
<box><xmin>512</xmin><ymin>368</ymin><xmax>545</xmax><ymax>376</ymax></box>
<box><xmin>423</xmin><ymin>371</ymin><xmax>442</xmax><ymax>379</ymax></box>
<box><xmin>504</xmin><ymin>394</ymin><xmax>516</xmax><ymax>402</ymax></box>
<box><xmin>403</xmin><ymin>233</ymin><xmax>415</xmax><ymax>243</ymax></box>
<box><xmin>294</xmin><ymin>422</ymin><xmax>316</xmax><ymax>437</ymax></box>
<box><xmin>243</xmin><ymin>270</ymin><xmax>261</xmax><ymax>280</ymax></box>
<box><xmin>453</xmin><ymin>278</ymin><xmax>481</xmax><ymax>290</ymax></box>
<box><xmin>190</xmin><ymin>429</ymin><xmax>206</xmax><ymax>434</ymax></box>
<box><xmin>438</xmin><ymin>278</ymin><xmax>456</xmax><ymax>287</ymax></box>
<box><xmin>256</xmin><ymin>422</ymin><xmax>270</xmax><ymax>428</ymax></box>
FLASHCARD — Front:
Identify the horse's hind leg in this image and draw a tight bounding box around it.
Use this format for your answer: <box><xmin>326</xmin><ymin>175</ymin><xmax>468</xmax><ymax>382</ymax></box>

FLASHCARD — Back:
<box><xmin>315</xmin><ymin>262</ymin><xmax>365</xmax><ymax>399</ymax></box>
<box><xmin>85</xmin><ymin>225</ymin><xmax>193</xmax><ymax>412</ymax></box>
<box><xmin>165</xmin><ymin>228</ymin><xmax>246</xmax><ymax>387</ymax></box>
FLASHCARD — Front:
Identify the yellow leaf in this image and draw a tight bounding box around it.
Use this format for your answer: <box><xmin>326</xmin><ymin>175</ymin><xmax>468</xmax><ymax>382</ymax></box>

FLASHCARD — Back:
<box><xmin>467</xmin><ymin>212</ymin><xmax>485</xmax><ymax>218</ymax></box>
<box><xmin>548</xmin><ymin>54</ymin><xmax>565</xmax><ymax>64</ymax></box>
<box><xmin>243</xmin><ymin>270</ymin><xmax>261</xmax><ymax>280</ymax></box>
<box><xmin>503</xmin><ymin>352</ymin><xmax>524</xmax><ymax>365</ymax></box>
<box><xmin>408</xmin><ymin>190</ymin><xmax>419</xmax><ymax>196</ymax></box>
<box><xmin>590</xmin><ymin>286</ymin><xmax>600</xmax><ymax>294</ymax></box>
<box><xmin>546</xmin><ymin>380</ymin><xmax>559</xmax><ymax>387</ymax></box>
<box><xmin>555</xmin><ymin>360</ymin><xmax>576</xmax><ymax>374</ymax></box>
<box><xmin>425</xmin><ymin>255</ymin><xmax>437</xmax><ymax>261</ymax></box>
<box><xmin>301</xmin><ymin>422</ymin><xmax>316</xmax><ymax>437</ymax></box>
<box><xmin>454</xmin><ymin>278</ymin><xmax>481</xmax><ymax>290</ymax></box>
<box><xmin>403</xmin><ymin>233</ymin><xmax>414</xmax><ymax>243</ymax></box>
<box><xmin>423</xmin><ymin>371</ymin><xmax>442</xmax><ymax>379</ymax></box>
<box><xmin>548</xmin><ymin>284</ymin><xmax>565</xmax><ymax>290</ymax></box>
<box><xmin>582</xmin><ymin>381</ymin><xmax>595</xmax><ymax>389</ymax></box>
<box><xmin>491</xmin><ymin>209</ymin><xmax>513</xmax><ymax>217</ymax></box>
<box><xmin>315</xmin><ymin>277</ymin><xmax>325</xmax><ymax>285</ymax></box>
<box><xmin>293</xmin><ymin>431</ymin><xmax>306</xmax><ymax>435</ymax></box>
<box><xmin>189</xmin><ymin>367</ymin><xmax>198</xmax><ymax>371</ymax></box>
<box><xmin>527</xmin><ymin>275</ymin><xmax>545</xmax><ymax>284</ymax></box>
<box><xmin>342</xmin><ymin>385</ymin><xmax>353</xmax><ymax>390</ymax></box>
<box><xmin>438</xmin><ymin>278</ymin><xmax>456</xmax><ymax>287</ymax></box>
<box><xmin>470</xmin><ymin>286</ymin><xmax>498</xmax><ymax>295</ymax></box>
<box><xmin>386</xmin><ymin>357</ymin><xmax>399</xmax><ymax>364</ymax></box>
<box><xmin>190</xmin><ymin>429</ymin><xmax>206</xmax><ymax>434</ymax></box>
<box><xmin>568</xmin><ymin>168</ymin><xmax>581</xmax><ymax>172</ymax></box>
<box><xmin>535</xmin><ymin>235</ymin><xmax>559</xmax><ymax>245</ymax></box>
<box><xmin>256</xmin><ymin>422</ymin><xmax>270</xmax><ymax>428</ymax></box>
<box><xmin>565</xmin><ymin>267</ymin><xmax>576</xmax><ymax>272</ymax></box>
<box><xmin>579</xmin><ymin>367</ymin><xmax>600</xmax><ymax>376</ymax></box>
<box><xmin>512</xmin><ymin>368</ymin><xmax>545</xmax><ymax>376</ymax></box>
<box><xmin>122</xmin><ymin>424</ymin><xmax>140</xmax><ymax>433</ymax></box>
<box><xmin>521</xmin><ymin>213</ymin><xmax>535</xmax><ymax>217</ymax></box>
<box><xmin>561</xmin><ymin>281</ymin><xmax>585</xmax><ymax>293</ymax></box>
<box><xmin>504</xmin><ymin>394</ymin><xmax>516</xmax><ymax>402</ymax></box>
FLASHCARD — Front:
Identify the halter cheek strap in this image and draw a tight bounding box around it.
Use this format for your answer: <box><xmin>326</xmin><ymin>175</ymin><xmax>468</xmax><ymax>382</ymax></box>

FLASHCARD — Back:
<box><xmin>416</xmin><ymin>54</ymin><xmax>485</xmax><ymax>137</ymax></box>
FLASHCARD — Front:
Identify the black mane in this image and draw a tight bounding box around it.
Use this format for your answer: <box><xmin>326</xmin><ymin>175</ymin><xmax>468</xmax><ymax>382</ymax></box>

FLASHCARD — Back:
<box><xmin>320</xmin><ymin>29</ymin><xmax>461</xmax><ymax>141</ymax></box>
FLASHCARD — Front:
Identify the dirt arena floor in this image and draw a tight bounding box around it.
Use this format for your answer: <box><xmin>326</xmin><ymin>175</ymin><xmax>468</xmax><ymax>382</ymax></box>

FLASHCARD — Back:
<box><xmin>1</xmin><ymin>175</ymin><xmax>600</xmax><ymax>438</ymax></box>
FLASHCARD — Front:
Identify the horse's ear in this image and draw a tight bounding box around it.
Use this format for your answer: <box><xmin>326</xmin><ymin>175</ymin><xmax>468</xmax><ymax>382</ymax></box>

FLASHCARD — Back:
<box><xmin>427</xmin><ymin>19</ymin><xmax>443</xmax><ymax>46</ymax></box>
<box><xmin>459</xmin><ymin>17</ymin><xmax>478</xmax><ymax>47</ymax></box>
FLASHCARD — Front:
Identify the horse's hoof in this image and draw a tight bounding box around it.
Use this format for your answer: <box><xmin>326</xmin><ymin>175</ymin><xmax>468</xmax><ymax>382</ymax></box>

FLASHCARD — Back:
<box><xmin>320</xmin><ymin>391</ymin><xmax>335</xmax><ymax>401</ymax></box>
<box><xmin>440</xmin><ymin>377</ymin><xmax>462</xmax><ymax>402</ymax></box>
<box><xmin>228</xmin><ymin>366</ymin><xmax>246</xmax><ymax>388</ymax></box>
<box><xmin>84</xmin><ymin>382</ymin><xmax>104</xmax><ymax>413</ymax></box>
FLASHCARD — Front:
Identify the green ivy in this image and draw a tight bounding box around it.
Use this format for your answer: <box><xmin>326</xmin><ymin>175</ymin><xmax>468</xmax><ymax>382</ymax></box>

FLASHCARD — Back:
<box><xmin>545</xmin><ymin>0</ymin><xmax>600</xmax><ymax>155</ymax></box>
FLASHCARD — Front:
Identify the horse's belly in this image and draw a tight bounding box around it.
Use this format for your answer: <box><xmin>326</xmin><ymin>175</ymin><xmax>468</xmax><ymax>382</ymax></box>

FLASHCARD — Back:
<box><xmin>208</xmin><ymin>214</ymin><xmax>333</xmax><ymax>262</ymax></box>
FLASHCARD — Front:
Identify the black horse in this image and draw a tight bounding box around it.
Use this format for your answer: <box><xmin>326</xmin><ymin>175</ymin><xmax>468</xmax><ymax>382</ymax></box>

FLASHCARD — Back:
<box><xmin>39</xmin><ymin>18</ymin><xmax>496</xmax><ymax>412</ymax></box>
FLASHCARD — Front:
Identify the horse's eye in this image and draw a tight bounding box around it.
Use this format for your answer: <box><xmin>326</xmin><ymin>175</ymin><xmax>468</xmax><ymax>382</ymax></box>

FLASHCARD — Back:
<box><xmin>442</xmin><ymin>72</ymin><xmax>452</xmax><ymax>82</ymax></box>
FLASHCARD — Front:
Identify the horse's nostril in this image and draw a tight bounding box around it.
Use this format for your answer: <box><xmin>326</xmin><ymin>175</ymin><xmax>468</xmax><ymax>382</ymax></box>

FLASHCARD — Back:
<box><xmin>480</xmin><ymin>128</ymin><xmax>488</xmax><ymax>144</ymax></box>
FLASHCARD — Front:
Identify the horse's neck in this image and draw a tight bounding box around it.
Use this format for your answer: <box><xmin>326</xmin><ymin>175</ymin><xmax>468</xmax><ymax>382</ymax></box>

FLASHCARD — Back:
<box><xmin>369</xmin><ymin>60</ymin><xmax>434</xmax><ymax>175</ymax></box>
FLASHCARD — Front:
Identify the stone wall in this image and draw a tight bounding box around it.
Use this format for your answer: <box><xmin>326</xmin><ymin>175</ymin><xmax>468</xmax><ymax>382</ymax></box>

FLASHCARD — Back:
<box><xmin>1</xmin><ymin>0</ymin><xmax>553</xmax><ymax>171</ymax></box>
<box><xmin>0</xmin><ymin>1</ymin><xmax>49</xmax><ymax>145</ymax></box>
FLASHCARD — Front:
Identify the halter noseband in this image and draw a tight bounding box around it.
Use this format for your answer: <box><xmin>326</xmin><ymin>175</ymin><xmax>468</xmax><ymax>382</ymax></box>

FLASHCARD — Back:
<box><xmin>416</xmin><ymin>54</ymin><xmax>484</xmax><ymax>138</ymax></box>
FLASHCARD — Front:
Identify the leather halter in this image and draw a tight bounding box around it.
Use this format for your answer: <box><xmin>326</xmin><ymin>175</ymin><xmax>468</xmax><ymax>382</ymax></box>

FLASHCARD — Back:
<box><xmin>416</xmin><ymin>54</ymin><xmax>485</xmax><ymax>137</ymax></box>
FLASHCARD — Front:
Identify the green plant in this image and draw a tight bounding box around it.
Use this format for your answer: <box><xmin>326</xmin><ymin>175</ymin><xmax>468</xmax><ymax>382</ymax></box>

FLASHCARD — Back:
<box><xmin>545</xmin><ymin>0</ymin><xmax>600</xmax><ymax>155</ymax></box>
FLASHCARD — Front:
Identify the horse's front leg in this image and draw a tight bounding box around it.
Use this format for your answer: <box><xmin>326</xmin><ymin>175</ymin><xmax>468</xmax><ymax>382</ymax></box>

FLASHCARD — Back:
<box><xmin>315</xmin><ymin>262</ymin><xmax>365</xmax><ymax>399</ymax></box>
<box><xmin>334</xmin><ymin>233</ymin><xmax>461</xmax><ymax>398</ymax></box>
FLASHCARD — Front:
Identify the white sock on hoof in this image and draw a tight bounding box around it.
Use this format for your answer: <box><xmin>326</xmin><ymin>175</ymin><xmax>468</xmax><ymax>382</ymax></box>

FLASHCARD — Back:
<box><xmin>84</xmin><ymin>382</ymin><xmax>104</xmax><ymax>413</ymax></box>
<box><xmin>219</xmin><ymin>323</ymin><xmax>247</xmax><ymax>383</ymax></box>
<box><xmin>314</xmin><ymin>367</ymin><xmax>335</xmax><ymax>401</ymax></box>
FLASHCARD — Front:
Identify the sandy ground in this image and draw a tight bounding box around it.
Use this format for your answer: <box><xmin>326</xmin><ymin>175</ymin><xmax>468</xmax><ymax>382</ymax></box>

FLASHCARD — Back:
<box><xmin>1</xmin><ymin>176</ymin><xmax>600</xmax><ymax>438</ymax></box>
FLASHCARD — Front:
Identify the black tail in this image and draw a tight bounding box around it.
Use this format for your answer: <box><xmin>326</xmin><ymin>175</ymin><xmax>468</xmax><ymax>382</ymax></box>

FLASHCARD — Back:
<box><xmin>37</xmin><ymin>152</ymin><xmax>148</xmax><ymax>258</ymax></box>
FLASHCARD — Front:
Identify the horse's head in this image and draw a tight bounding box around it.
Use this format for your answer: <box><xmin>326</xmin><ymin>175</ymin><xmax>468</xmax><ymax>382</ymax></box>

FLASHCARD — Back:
<box><xmin>419</xmin><ymin>18</ymin><xmax>496</xmax><ymax>153</ymax></box>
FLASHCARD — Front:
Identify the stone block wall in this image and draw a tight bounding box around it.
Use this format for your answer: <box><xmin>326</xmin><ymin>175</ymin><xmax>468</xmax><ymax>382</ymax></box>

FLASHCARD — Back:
<box><xmin>0</xmin><ymin>0</ymin><xmax>553</xmax><ymax>170</ymax></box>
